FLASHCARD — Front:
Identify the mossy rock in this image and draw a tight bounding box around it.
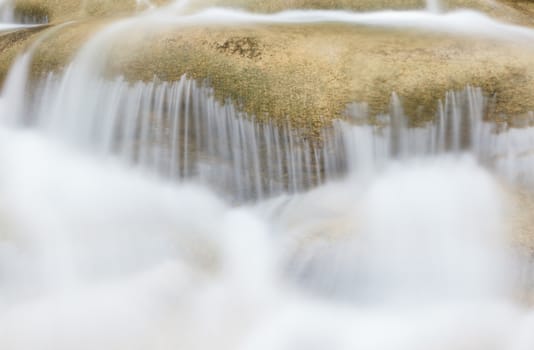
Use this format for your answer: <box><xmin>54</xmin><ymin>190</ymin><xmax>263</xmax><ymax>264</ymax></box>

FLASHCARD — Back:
<box><xmin>18</xmin><ymin>17</ymin><xmax>534</xmax><ymax>136</ymax></box>
<box><xmin>2</xmin><ymin>0</ymin><xmax>534</xmax><ymax>137</ymax></box>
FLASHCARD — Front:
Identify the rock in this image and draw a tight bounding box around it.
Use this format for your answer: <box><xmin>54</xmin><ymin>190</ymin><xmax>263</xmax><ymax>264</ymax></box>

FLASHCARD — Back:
<box><xmin>22</xmin><ymin>21</ymin><xmax>534</xmax><ymax>136</ymax></box>
<box><xmin>2</xmin><ymin>0</ymin><xmax>534</xmax><ymax>137</ymax></box>
<box><xmin>0</xmin><ymin>26</ymin><xmax>46</xmax><ymax>84</ymax></box>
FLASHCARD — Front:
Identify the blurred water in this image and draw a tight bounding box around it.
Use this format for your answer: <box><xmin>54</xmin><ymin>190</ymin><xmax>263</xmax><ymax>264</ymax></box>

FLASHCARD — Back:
<box><xmin>0</xmin><ymin>0</ymin><xmax>13</xmax><ymax>22</ymax></box>
<box><xmin>0</xmin><ymin>125</ymin><xmax>532</xmax><ymax>350</ymax></box>
<box><xmin>8</xmin><ymin>72</ymin><xmax>534</xmax><ymax>201</ymax></box>
<box><xmin>0</xmin><ymin>2</ymin><xmax>533</xmax><ymax>350</ymax></box>
<box><xmin>0</xmin><ymin>0</ymin><xmax>47</xmax><ymax>28</ymax></box>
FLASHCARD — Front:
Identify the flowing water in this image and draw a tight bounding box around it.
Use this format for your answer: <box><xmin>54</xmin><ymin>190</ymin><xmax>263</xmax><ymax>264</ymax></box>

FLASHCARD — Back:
<box><xmin>0</xmin><ymin>0</ymin><xmax>47</xmax><ymax>30</ymax></box>
<box><xmin>0</xmin><ymin>0</ymin><xmax>13</xmax><ymax>22</ymax></box>
<box><xmin>0</xmin><ymin>1</ymin><xmax>534</xmax><ymax>349</ymax></box>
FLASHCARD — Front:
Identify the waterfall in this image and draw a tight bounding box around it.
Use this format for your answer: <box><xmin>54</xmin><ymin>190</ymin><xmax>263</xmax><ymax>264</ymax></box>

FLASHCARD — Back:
<box><xmin>8</xmin><ymin>71</ymin><xmax>534</xmax><ymax>200</ymax></box>
<box><xmin>337</xmin><ymin>88</ymin><xmax>534</xmax><ymax>188</ymax></box>
<box><xmin>23</xmin><ymin>74</ymin><xmax>326</xmax><ymax>200</ymax></box>
<box><xmin>1</xmin><ymin>3</ymin><xmax>534</xmax><ymax>350</ymax></box>
<box><xmin>0</xmin><ymin>0</ymin><xmax>13</xmax><ymax>22</ymax></box>
<box><xmin>0</xmin><ymin>0</ymin><xmax>48</xmax><ymax>25</ymax></box>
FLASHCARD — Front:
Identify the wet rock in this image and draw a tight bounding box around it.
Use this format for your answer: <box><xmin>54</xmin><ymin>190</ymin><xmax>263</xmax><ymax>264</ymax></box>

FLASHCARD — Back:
<box><xmin>0</xmin><ymin>26</ymin><xmax>46</xmax><ymax>84</ymax></box>
<box><xmin>2</xmin><ymin>0</ymin><xmax>534</xmax><ymax>137</ymax></box>
<box><xmin>81</xmin><ymin>23</ymin><xmax>534</xmax><ymax>136</ymax></box>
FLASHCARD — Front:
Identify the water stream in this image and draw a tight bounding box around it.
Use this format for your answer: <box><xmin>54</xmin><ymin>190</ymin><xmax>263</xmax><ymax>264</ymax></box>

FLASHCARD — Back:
<box><xmin>0</xmin><ymin>2</ymin><xmax>533</xmax><ymax>349</ymax></box>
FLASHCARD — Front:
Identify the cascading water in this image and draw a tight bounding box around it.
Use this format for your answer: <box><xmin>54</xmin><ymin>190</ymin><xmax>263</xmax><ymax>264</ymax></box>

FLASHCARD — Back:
<box><xmin>0</xmin><ymin>2</ymin><xmax>534</xmax><ymax>350</ymax></box>
<box><xmin>14</xmin><ymin>74</ymin><xmax>534</xmax><ymax>200</ymax></box>
<box><xmin>0</xmin><ymin>0</ymin><xmax>48</xmax><ymax>28</ymax></box>
<box><xmin>0</xmin><ymin>0</ymin><xmax>13</xmax><ymax>22</ymax></box>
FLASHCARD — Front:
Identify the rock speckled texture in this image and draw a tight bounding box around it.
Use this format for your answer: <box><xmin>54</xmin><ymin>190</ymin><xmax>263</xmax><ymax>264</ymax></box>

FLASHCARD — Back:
<box><xmin>2</xmin><ymin>0</ymin><xmax>534</xmax><ymax>136</ymax></box>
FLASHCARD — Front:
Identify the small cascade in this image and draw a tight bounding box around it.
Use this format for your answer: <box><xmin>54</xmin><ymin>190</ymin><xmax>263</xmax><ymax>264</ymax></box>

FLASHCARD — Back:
<box><xmin>0</xmin><ymin>0</ymin><xmax>48</xmax><ymax>25</ymax></box>
<box><xmin>337</xmin><ymin>88</ymin><xmax>534</xmax><ymax>188</ymax></box>
<box><xmin>0</xmin><ymin>0</ymin><xmax>13</xmax><ymax>22</ymax></box>
<box><xmin>334</xmin><ymin>87</ymin><xmax>489</xmax><ymax>175</ymax></box>
<box><xmin>0</xmin><ymin>0</ymin><xmax>531</xmax><ymax>202</ymax></box>
<box><xmin>25</xmin><ymin>74</ymin><xmax>325</xmax><ymax>201</ymax></box>
<box><xmin>1</xmin><ymin>70</ymin><xmax>532</xmax><ymax>201</ymax></box>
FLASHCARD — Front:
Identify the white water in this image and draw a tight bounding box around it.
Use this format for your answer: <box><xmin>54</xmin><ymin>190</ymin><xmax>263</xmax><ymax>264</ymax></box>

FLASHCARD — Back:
<box><xmin>0</xmin><ymin>128</ymin><xmax>532</xmax><ymax>349</ymax></box>
<box><xmin>0</xmin><ymin>124</ymin><xmax>532</xmax><ymax>349</ymax></box>
<box><xmin>0</xmin><ymin>0</ymin><xmax>48</xmax><ymax>27</ymax></box>
<box><xmin>138</xmin><ymin>6</ymin><xmax>534</xmax><ymax>42</ymax></box>
<box><xmin>13</xmin><ymin>73</ymin><xmax>534</xmax><ymax>200</ymax></box>
<box><xmin>0</xmin><ymin>0</ymin><xmax>13</xmax><ymax>22</ymax></box>
<box><xmin>0</xmin><ymin>2</ymin><xmax>534</xmax><ymax>349</ymax></box>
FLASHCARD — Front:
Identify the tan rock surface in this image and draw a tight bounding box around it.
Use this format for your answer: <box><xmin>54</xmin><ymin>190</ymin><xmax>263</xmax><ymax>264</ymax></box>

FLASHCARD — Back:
<box><xmin>1</xmin><ymin>0</ymin><xmax>534</xmax><ymax>137</ymax></box>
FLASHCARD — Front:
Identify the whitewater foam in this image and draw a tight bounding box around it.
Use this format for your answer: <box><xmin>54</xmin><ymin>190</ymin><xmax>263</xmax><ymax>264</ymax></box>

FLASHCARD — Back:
<box><xmin>0</xmin><ymin>128</ymin><xmax>532</xmax><ymax>349</ymax></box>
